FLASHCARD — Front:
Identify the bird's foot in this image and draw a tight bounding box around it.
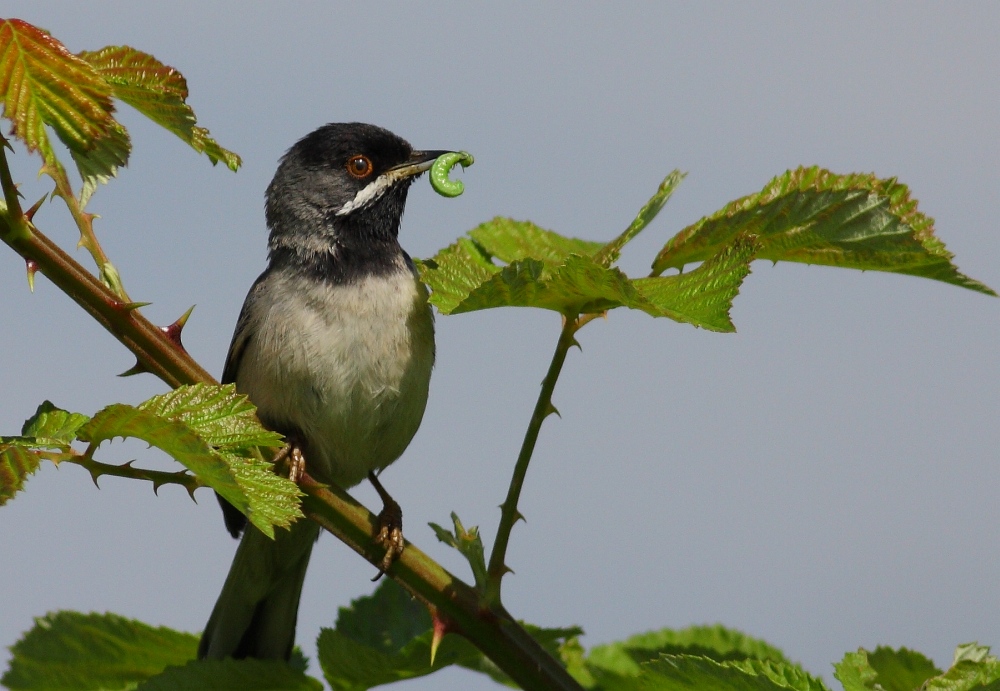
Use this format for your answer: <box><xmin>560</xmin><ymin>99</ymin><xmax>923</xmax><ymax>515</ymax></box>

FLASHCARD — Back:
<box><xmin>273</xmin><ymin>442</ymin><xmax>306</xmax><ymax>483</ymax></box>
<box><xmin>369</xmin><ymin>471</ymin><xmax>404</xmax><ymax>579</ymax></box>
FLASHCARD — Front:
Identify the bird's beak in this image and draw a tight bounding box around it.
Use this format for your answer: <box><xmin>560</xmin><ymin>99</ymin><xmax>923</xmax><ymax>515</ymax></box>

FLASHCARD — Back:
<box><xmin>388</xmin><ymin>150</ymin><xmax>454</xmax><ymax>178</ymax></box>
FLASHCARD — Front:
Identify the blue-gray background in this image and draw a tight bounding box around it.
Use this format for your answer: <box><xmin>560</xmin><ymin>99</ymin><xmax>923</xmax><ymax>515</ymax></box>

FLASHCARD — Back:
<box><xmin>1</xmin><ymin>4</ymin><xmax>997</xmax><ymax>689</ymax></box>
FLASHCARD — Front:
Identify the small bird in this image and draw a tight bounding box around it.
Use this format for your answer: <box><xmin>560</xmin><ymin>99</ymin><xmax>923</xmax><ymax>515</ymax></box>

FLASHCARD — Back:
<box><xmin>198</xmin><ymin>123</ymin><xmax>448</xmax><ymax>660</ymax></box>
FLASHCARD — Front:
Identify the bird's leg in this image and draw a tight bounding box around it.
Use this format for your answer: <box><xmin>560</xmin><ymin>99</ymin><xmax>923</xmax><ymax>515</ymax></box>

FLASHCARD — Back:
<box><xmin>368</xmin><ymin>470</ymin><xmax>404</xmax><ymax>578</ymax></box>
<box><xmin>273</xmin><ymin>439</ymin><xmax>306</xmax><ymax>484</ymax></box>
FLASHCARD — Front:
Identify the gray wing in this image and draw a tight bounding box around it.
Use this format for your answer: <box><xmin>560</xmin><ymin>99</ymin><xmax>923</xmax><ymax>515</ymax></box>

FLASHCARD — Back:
<box><xmin>217</xmin><ymin>270</ymin><xmax>271</xmax><ymax>537</ymax></box>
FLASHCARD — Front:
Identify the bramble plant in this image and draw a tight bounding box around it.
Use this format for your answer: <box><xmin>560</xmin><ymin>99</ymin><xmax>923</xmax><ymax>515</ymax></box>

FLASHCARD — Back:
<box><xmin>0</xmin><ymin>17</ymin><xmax>997</xmax><ymax>691</ymax></box>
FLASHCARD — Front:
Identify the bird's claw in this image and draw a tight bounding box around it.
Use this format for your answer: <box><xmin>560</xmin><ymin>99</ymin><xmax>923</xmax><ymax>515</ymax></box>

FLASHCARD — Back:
<box><xmin>273</xmin><ymin>442</ymin><xmax>306</xmax><ymax>483</ymax></box>
<box><xmin>373</xmin><ymin>509</ymin><xmax>404</xmax><ymax>578</ymax></box>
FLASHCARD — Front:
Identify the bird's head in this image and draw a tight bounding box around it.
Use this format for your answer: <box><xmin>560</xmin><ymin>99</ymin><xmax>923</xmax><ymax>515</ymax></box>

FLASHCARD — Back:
<box><xmin>265</xmin><ymin>122</ymin><xmax>450</xmax><ymax>258</ymax></box>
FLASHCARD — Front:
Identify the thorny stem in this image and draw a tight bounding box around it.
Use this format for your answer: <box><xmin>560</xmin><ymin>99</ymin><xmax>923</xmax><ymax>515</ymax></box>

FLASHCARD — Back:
<box><xmin>44</xmin><ymin>159</ymin><xmax>130</xmax><ymax>300</ymax></box>
<box><xmin>485</xmin><ymin>312</ymin><xmax>581</xmax><ymax>606</ymax></box>
<box><xmin>0</xmin><ymin>147</ymin><xmax>213</xmax><ymax>389</ymax></box>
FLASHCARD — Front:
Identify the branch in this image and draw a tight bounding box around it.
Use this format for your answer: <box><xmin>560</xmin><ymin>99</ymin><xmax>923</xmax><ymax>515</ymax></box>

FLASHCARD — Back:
<box><xmin>486</xmin><ymin>313</ymin><xmax>580</xmax><ymax>606</ymax></box>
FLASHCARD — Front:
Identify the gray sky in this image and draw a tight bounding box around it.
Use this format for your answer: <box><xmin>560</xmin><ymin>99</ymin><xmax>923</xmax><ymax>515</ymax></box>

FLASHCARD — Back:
<box><xmin>1</xmin><ymin>3</ymin><xmax>998</xmax><ymax>689</ymax></box>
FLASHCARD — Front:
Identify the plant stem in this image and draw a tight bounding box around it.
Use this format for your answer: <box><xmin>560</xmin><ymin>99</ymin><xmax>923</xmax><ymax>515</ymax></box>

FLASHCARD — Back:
<box><xmin>485</xmin><ymin>313</ymin><xmax>580</xmax><ymax>606</ymax></box>
<box><xmin>0</xmin><ymin>149</ymin><xmax>213</xmax><ymax>389</ymax></box>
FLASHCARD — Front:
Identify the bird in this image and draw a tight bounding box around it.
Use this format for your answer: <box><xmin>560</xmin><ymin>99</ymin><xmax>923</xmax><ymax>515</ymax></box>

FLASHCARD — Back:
<box><xmin>198</xmin><ymin>122</ymin><xmax>448</xmax><ymax>661</ymax></box>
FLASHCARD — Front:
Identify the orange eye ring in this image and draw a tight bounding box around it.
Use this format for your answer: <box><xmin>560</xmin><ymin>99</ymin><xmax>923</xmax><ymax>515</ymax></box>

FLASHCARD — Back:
<box><xmin>346</xmin><ymin>155</ymin><xmax>374</xmax><ymax>178</ymax></box>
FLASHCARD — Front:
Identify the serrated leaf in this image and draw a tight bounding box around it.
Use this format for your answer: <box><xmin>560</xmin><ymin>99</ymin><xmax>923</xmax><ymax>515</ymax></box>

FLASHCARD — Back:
<box><xmin>834</xmin><ymin>650</ymin><xmax>879</xmax><ymax>691</ymax></box>
<box><xmin>421</xmin><ymin>223</ymin><xmax>754</xmax><ymax>329</ymax></box>
<box><xmin>925</xmin><ymin>660</ymin><xmax>1000</xmax><ymax>691</ymax></box>
<box><xmin>0</xmin><ymin>442</ymin><xmax>41</xmax><ymax>506</ymax></box>
<box><xmin>641</xmin><ymin>655</ymin><xmax>830</xmax><ymax>691</ymax></box>
<box><xmin>71</xmin><ymin>120</ymin><xmax>130</xmax><ymax>207</ymax></box>
<box><xmin>137</xmin><ymin>659</ymin><xmax>322</xmax><ymax>691</ymax></box>
<box><xmin>416</xmin><ymin>237</ymin><xmax>503</xmax><ymax>314</ymax></box>
<box><xmin>0</xmin><ymin>19</ymin><xmax>117</xmax><ymax>168</ymax></box>
<box><xmin>652</xmin><ymin>167</ymin><xmax>995</xmax><ymax>296</ymax></box>
<box><xmin>588</xmin><ymin>624</ymin><xmax>792</xmax><ymax>679</ymax></box>
<box><xmin>429</xmin><ymin>512</ymin><xmax>488</xmax><ymax>590</ymax></box>
<box><xmin>594</xmin><ymin>170</ymin><xmax>686</xmax><ymax>267</ymax></box>
<box><xmin>866</xmin><ymin>646</ymin><xmax>942</xmax><ymax>691</ymax></box>
<box><xmin>1</xmin><ymin>611</ymin><xmax>197</xmax><ymax>690</ymax></box>
<box><xmin>137</xmin><ymin>384</ymin><xmax>300</xmax><ymax>534</ymax></box>
<box><xmin>77</xmin><ymin>388</ymin><xmax>301</xmax><ymax>538</ymax></box>
<box><xmin>21</xmin><ymin>400</ymin><xmax>89</xmax><ymax>441</ymax></box>
<box><xmin>137</xmin><ymin>383</ymin><xmax>284</xmax><ymax>452</ymax></box>
<box><xmin>78</xmin><ymin>45</ymin><xmax>240</xmax><ymax>171</ymax></box>
<box><xmin>952</xmin><ymin>644</ymin><xmax>995</xmax><ymax>666</ymax></box>
<box><xmin>633</xmin><ymin>235</ymin><xmax>758</xmax><ymax>332</ymax></box>
<box><xmin>333</xmin><ymin>579</ymin><xmax>431</xmax><ymax>654</ymax></box>
<box><xmin>469</xmin><ymin>217</ymin><xmax>605</xmax><ymax>266</ymax></box>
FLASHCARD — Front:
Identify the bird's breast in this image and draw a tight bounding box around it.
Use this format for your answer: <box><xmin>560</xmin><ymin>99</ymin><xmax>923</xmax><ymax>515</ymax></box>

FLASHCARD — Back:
<box><xmin>235</xmin><ymin>266</ymin><xmax>435</xmax><ymax>488</ymax></box>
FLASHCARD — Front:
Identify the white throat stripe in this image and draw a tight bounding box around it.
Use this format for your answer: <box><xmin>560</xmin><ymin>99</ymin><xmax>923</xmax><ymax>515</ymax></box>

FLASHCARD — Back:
<box><xmin>335</xmin><ymin>168</ymin><xmax>411</xmax><ymax>216</ymax></box>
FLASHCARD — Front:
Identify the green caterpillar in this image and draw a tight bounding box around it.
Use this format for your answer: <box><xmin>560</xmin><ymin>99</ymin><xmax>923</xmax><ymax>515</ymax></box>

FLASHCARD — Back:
<box><xmin>430</xmin><ymin>151</ymin><xmax>475</xmax><ymax>197</ymax></box>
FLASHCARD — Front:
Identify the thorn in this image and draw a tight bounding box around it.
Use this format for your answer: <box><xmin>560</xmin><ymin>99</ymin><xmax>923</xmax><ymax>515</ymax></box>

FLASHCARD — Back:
<box><xmin>569</xmin><ymin>337</ymin><xmax>582</xmax><ymax>351</ymax></box>
<box><xmin>502</xmin><ymin>564</ymin><xmax>516</xmax><ymax>576</ymax></box>
<box><xmin>430</xmin><ymin>611</ymin><xmax>449</xmax><ymax>666</ymax></box>
<box><xmin>88</xmin><ymin>469</ymin><xmax>102</xmax><ymax>489</ymax></box>
<box><xmin>118</xmin><ymin>359</ymin><xmax>150</xmax><ymax>377</ymax></box>
<box><xmin>513</xmin><ymin>510</ymin><xmax>527</xmax><ymax>524</ymax></box>
<box><xmin>152</xmin><ymin>481</ymin><xmax>162</xmax><ymax>496</ymax></box>
<box><xmin>119</xmin><ymin>301</ymin><xmax>151</xmax><ymax>312</ymax></box>
<box><xmin>24</xmin><ymin>194</ymin><xmax>46</xmax><ymax>222</ymax></box>
<box><xmin>545</xmin><ymin>402</ymin><xmax>561</xmax><ymax>418</ymax></box>
<box><xmin>25</xmin><ymin>259</ymin><xmax>38</xmax><ymax>292</ymax></box>
<box><xmin>161</xmin><ymin>305</ymin><xmax>195</xmax><ymax>351</ymax></box>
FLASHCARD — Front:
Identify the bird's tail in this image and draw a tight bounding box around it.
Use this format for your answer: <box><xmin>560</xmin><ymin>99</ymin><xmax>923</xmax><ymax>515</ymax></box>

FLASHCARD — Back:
<box><xmin>198</xmin><ymin>519</ymin><xmax>320</xmax><ymax>660</ymax></box>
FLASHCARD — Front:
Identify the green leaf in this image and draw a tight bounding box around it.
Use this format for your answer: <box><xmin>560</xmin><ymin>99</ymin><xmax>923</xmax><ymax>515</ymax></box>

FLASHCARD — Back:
<box><xmin>0</xmin><ymin>442</ymin><xmax>41</xmax><ymax>506</ymax></box>
<box><xmin>640</xmin><ymin>655</ymin><xmax>830</xmax><ymax>691</ymax></box>
<box><xmin>137</xmin><ymin>659</ymin><xmax>322</xmax><ymax>691</ymax></box>
<box><xmin>71</xmin><ymin>121</ymin><xmax>131</xmax><ymax>207</ymax></box>
<box><xmin>866</xmin><ymin>646</ymin><xmax>942</xmax><ymax>691</ymax></box>
<box><xmin>137</xmin><ymin>383</ymin><xmax>284</xmax><ymax>452</ymax></box>
<box><xmin>588</xmin><ymin>624</ymin><xmax>793</xmax><ymax>679</ymax></box>
<box><xmin>428</xmin><ymin>513</ymin><xmax>489</xmax><ymax>591</ymax></box>
<box><xmin>834</xmin><ymin>650</ymin><xmax>880</xmax><ymax>691</ymax></box>
<box><xmin>1</xmin><ymin>611</ymin><xmax>197</xmax><ymax>690</ymax></box>
<box><xmin>77</xmin><ymin>385</ymin><xmax>301</xmax><ymax>538</ymax></box>
<box><xmin>652</xmin><ymin>167</ymin><xmax>995</xmax><ymax>296</ymax></box>
<box><xmin>78</xmin><ymin>45</ymin><xmax>241</xmax><ymax>171</ymax></box>
<box><xmin>594</xmin><ymin>170</ymin><xmax>686</xmax><ymax>267</ymax></box>
<box><xmin>332</xmin><ymin>579</ymin><xmax>431</xmax><ymax>654</ymax></box>
<box><xmin>922</xmin><ymin>644</ymin><xmax>1000</xmax><ymax>691</ymax></box>
<box><xmin>1</xmin><ymin>401</ymin><xmax>89</xmax><ymax>506</ymax></box>
<box><xmin>0</xmin><ymin>19</ymin><xmax>119</xmax><ymax>169</ymax></box>
<box><xmin>632</xmin><ymin>235</ymin><xmax>758</xmax><ymax>332</ymax></box>
<box><xmin>469</xmin><ymin>217</ymin><xmax>605</xmax><ymax>265</ymax></box>
<box><xmin>416</xmin><ymin>237</ymin><xmax>501</xmax><ymax>314</ymax></box>
<box><xmin>21</xmin><ymin>400</ymin><xmax>89</xmax><ymax>442</ymax></box>
<box><xmin>421</xmin><ymin>220</ymin><xmax>755</xmax><ymax>330</ymax></box>
<box><xmin>317</xmin><ymin>581</ymin><xmax>479</xmax><ymax>691</ymax></box>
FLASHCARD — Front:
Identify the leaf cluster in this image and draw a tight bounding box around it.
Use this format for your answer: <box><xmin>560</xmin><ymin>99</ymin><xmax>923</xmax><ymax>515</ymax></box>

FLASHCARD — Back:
<box><xmin>0</xmin><ymin>384</ymin><xmax>300</xmax><ymax>537</ymax></box>
<box><xmin>0</xmin><ymin>18</ymin><xmax>239</xmax><ymax>202</ymax></box>
<box><xmin>11</xmin><ymin>590</ymin><xmax>999</xmax><ymax>691</ymax></box>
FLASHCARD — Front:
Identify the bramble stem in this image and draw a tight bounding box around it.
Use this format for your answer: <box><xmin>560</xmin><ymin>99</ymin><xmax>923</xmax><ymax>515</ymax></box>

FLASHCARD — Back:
<box><xmin>485</xmin><ymin>313</ymin><xmax>581</xmax><ymax>606</ymax></box>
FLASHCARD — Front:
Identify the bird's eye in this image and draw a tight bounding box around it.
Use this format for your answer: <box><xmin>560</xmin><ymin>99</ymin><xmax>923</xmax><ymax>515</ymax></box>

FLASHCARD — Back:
<box><xmin>346</xmin><ymin>155</ymin><xmax>374</xmax><ymax>178</ymax></box>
